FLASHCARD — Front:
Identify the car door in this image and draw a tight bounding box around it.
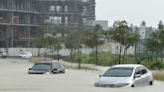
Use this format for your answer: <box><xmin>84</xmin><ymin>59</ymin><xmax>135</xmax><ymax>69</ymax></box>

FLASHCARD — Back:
<box><xmin>52</xmin><ymin>62</ymin><xmax>62</xmax><ymax>73</ymax></box>
<box><xmin>140</xmin><ymin>67</ymin><xmax>149</xmax><ymax>85</ymax></box>
<box><xmin>133</xmin><ymin>67</ymin><xmax>142</xmax><ymax>86</ymax></box>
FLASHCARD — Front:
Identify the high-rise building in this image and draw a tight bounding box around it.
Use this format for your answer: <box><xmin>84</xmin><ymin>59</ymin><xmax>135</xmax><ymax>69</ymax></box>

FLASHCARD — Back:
<box><xmin>0</xmin><ymin>0</ymin><xmax>95</xmax><ymax>47</ymax></box>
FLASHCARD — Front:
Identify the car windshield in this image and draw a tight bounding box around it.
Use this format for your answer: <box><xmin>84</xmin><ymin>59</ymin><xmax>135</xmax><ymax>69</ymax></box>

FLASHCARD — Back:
<box><xmin>32</xmin><ymin>63</ymin><xmax>52</xmax><ymax>70</ymax></box>
<box><xmin>103</xmin><ymin>67</ymin><xmax>134</xmax><ymax>77</ymax></box>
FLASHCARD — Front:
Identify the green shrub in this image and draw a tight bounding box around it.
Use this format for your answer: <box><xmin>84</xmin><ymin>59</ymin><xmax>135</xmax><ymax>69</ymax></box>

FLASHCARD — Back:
<box><xmin>65</xmin><ymin>51</ymin><xmax>164</xmax><ymax>69</ymax></box>
<box><xmin>66</xmin><ymin>52</ymin><xmax>118</xmax><ymax>66</ymax></box>
<box><xmin>142</xmin><ymin>60</ymin><xmax>164</xmax><ymax>70</ymax></box>
<box><xmin>96</xmin><ymin>52</ymin><xmax>117</xmax><ymax>66</ymax></box>
<box><xmin>123</xmin><ymin>55</ymin><xmax>137</xmax><ymax>64</ymax></box>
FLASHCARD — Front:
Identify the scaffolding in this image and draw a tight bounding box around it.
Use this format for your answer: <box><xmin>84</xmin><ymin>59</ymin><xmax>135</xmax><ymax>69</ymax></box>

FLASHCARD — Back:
<box><xmin>0</xmin><ymin>0</ymin><xmax>95</xmax><ymax>47</ymax></box>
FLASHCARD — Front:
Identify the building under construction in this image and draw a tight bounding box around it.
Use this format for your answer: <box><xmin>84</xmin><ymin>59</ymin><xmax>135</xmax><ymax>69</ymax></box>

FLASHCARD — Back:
<box><xmin>0</xmin><ymin>0</ymin><xmax>95</xmax><ymax>47</ymax></box>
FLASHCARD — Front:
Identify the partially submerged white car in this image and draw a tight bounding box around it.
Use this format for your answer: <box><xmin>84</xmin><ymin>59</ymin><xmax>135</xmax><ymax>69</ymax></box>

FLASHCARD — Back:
<box><xmin>95</xmin><ymin>64</ymin><xmax>153</xmax><ymax>87</ymax></box>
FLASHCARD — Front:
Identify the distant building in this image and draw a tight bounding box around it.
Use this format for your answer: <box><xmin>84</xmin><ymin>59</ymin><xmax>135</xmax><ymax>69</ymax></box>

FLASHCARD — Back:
<box><xmin>93</xmin><ymin>20</ymin><xmax>108</xmax><ymax>30</ymax></box>
<box><xmin>139</xmin><ymin>26</ymin><xmax>154</xmax><ymax>39</ymax></box>
<box><xmin>135</xmin><ymin>24</ymin><xmax>155</xmax><ymax>57</ymax></box>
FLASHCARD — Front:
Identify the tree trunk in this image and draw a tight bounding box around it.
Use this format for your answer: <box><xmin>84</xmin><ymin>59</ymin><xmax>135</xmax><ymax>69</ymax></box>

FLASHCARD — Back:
<box><xmin>160</xmin><ymin>49</ymin><xmax>163</xmax><ymax>61</ymax></box>
<box><xmin>156</xmin><ymin>50</ymin><xmax>158</xmax><ymax>61</ymax></box>
<box><xmin>38</xmin><ymin>48</ymin><xmax>40</xmax><ymax>57</ymax></box>
<box><xmin>44</xmin><ymin>48</ymin><xmax>47</xmax><ymax>60</ymax></box>
<box><xmin>134</xmin><ymin>44</ymin><xmax>138</xmax><ymax>63</ymax></box>
<box><xmin>118</xmin><ymin>45</ymin><xmax>122</xmax><ymax>64</ymax></box>
<box><xmin>95</xmin><ymin>44</ymin><xmax>98</xmax><ymax>65</ymax></box>
<box><xmin>70</xmin><ymin>48</ymin><xmax>73</xmax><ymax>61</ymax></box>
<box><xmin>134</xmin><ymin>42</ymin><xmax>141</xmax><ymax>64</ymax></box>
<box><xmin>151</xmin><ymin>51</ymin><xmax>154</xmax><ymax>61</ymax></box>
<box><xmin>122</xmin><ymin>47</ymin><xmax>127</xmax><ymax>64</ymax></box>
<box><xmin>77</xmin><ymin>48</ymin><xmax>81</xmax><ymax>69</ymax></box>
<box><xmin>57</xmin><ymin>49</ymin><xmax>60</xmax><ymax>61</ymax></box>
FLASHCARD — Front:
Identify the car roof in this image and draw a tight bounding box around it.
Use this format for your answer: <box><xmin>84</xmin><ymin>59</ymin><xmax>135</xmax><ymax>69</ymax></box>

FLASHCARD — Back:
<box><xmin>112</xmin><ymin>64</ymin><xmax>143</xmax><ymax>68</ymax></box>
<box><xmin>35</xmin><ymin>61</ymin><xmax>51</xmax><ymax>63</ymax></box>
<box><xmin>36</xmin><ymin>60</ymin><xmax>59</xmax><ymax>64</ymax></box>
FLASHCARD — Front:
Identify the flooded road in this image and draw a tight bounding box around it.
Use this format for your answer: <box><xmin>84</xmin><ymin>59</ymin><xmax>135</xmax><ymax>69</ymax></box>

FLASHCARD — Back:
<box><xmin>0</xmin><ymin>59</ymin><xmax>164</xmax><ymax>92</ymax></box>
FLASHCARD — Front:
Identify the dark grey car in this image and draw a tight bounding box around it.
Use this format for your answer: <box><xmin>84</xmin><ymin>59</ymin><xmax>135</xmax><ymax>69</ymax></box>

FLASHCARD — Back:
<box><xmin>28</xmin><ymin>60</ymin><xmax>65</xmax><ymax>74</ymax></box>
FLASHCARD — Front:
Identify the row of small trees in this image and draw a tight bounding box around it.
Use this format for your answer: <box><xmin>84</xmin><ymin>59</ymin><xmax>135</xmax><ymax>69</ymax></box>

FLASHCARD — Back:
<box><xmin>146</xmin><ymin>21</ymin><xmax>164</xmax><ymax>61</ymax></box>
<box><xmin>35</xmin><ymin>20</ymin><xmax>164</xmax><ymax>68</ymax></box>
<box><xmin>35</xmin><ymin>21</ymin><xmax>140</xmax><ymax>66</ymax></box>
<box><xmin>34</xmin><ymin>33</ymin><xmax>61</xmax><ymax>57</ymax></box>
<box><xmin>64</xmin><ymin>25</ymin><xmax>104</xmax><ymax>68</ymax></box>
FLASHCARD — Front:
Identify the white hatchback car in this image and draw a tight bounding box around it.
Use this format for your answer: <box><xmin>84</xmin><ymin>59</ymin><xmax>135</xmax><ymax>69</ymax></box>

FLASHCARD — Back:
<box><xmin>95</xmin><ymin>64</ymin><xmax>153</xmax><ymax>87</ymax></box>
<box><xmin>18</xmin><ymin>52</ymin><xmax>32</xmax><ymax>59</ymax></box>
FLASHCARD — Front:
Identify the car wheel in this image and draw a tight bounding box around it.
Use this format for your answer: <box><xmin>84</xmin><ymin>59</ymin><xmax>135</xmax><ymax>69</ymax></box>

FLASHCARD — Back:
<box><xmin>149</xmin><ymin>81</ymin><xmax>153</xmax><ymax>86</ymax></box>
<box><xmin>63</xmin><ymin>71</ymin><xmax>65</xmax><ymax>73</ymax></box>
<box><xmin>94</xmin><ymin>83</ymin><xmax>99</xmax><ymax>87</ymax></box>
<box><xmin>61</xmin><ymin>70</ymin><xmax>65</xmax><ymax>73</ymax></box>
<box><xmin>131</xmin><ymin>84</ymin><xmax>135</xmax><ymax>87</ymax></box>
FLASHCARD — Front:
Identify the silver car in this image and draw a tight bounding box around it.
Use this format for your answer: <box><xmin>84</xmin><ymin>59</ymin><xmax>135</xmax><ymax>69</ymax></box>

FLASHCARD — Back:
<box><xmin>28</xmin><ymin>60</ymin><xmax>65</xmax><ymax>74</ymax></box>
<box><xmin>95</xmin><ymin>64</ymin><xmax>153</xmax><ymax>87</ymax></box>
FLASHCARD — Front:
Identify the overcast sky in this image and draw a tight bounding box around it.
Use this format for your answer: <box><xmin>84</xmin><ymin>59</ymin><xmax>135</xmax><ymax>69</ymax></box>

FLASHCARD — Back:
<box><xmin>96</xmin><ymin>0</ymin><xmax>164</xmax><ymax>27</ymax></box>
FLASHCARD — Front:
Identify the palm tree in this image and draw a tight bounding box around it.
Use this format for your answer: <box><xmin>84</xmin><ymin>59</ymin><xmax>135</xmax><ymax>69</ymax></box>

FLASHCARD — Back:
<box><xmin>108</xmin><ymin>20</ymin><xmax>140</xmax><ymax>64</ymax></box>
<box><xmin>65</xmin><ymin>31</ymin><xmax>85</xmax><ymax>69</ymax></box>
<box><xmin>34</xmin><ymin>37</ymin><xmax>46</xmax><ymax>56</ymax></box>
<box><xmin>84</xmin><ymin>24</ymin><xmax>104</xmax><ymax>65</ymax></box>
<box><xmin>65</xmin><ymin>32</ymin><xmax>79</xmax><ymax>60</ymax></box>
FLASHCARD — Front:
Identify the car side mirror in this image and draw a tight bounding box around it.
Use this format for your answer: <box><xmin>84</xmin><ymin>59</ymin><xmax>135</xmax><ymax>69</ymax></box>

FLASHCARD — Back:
<box><xmin>134</xmin><ymin>74</ymin><xmax>141</xmax><ymax>78</ymax></box>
